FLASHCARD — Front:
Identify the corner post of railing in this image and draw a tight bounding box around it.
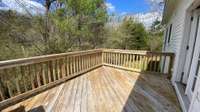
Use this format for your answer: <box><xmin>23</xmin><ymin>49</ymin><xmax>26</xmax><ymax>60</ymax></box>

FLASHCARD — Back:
<box><xmin>100</xmin><ymin>48</ymin><xmax>105</xmax><ymax>65</ymax></box>
<box><xmin>168</xmin><ymin>53</ymin><xmax>175</xmax><ymax>79</ymax></box>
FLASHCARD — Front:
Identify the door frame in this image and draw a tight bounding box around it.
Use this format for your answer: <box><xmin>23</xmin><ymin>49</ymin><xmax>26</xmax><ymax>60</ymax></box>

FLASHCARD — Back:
<box><xmin>185</xmin><ymin>9</ymin><xmax>200</xmax><ymax>100</ymax></box>
<box><xmin>181</xmin><ymin>10</ymin><xmax>197</xmax><ymax>84</ymax></box>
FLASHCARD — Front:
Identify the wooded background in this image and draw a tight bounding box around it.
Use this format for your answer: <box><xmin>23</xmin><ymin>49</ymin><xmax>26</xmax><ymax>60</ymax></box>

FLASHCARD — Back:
<box><xmin>0</xmin><ymin>0</ymin><xmax>163</xmax><ymax>61</ymax></box>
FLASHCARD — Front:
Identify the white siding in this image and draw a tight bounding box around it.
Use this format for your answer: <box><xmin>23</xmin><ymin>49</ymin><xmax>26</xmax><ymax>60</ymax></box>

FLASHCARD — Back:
<box><xmin>164</xmin><ymin>0</ymin><xmax>200</xmax><ymax>112</ymax></box>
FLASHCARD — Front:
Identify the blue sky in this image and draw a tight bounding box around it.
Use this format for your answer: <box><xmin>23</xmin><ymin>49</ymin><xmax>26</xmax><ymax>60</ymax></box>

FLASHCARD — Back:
<box><xmin>26</xmin><ymin>0</ymin><xmax>152</xmax><ymax>14</ymax></box>
<box><xmin>32</xmin><ymin>0</ymin><xmax>151</xmax><ymax>14</ymax></box>
<box><xmin>106</xmin><ymin>0</ymin><xmax>151</xmax><ymax>14</ymax></box>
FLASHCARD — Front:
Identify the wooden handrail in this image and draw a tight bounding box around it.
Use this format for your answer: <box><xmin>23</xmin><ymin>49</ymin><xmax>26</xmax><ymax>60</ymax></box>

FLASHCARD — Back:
<box><xmin>0</xmin><ymin>49</ymin><xmax>175</xmax><ymax>110</ymax></box>
<box><xmin>0</xmin><ymin>49</ymin><xmax>103</xmax><ymax>70</ymax></box>
<box><xmin>102</xmin><ymin>49</ymin><xmax>175</xmax><ymax>76</ymax></box>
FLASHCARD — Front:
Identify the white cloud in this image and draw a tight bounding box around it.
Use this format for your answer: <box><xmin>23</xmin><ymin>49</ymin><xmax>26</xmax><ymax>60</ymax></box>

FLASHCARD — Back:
<box><xmin>125</xmin><ymin>12</ymin><xmax>162</xmax><ymax>29</ymax></box>
<box><xmin>105</xmin><ymin>2</ymin><xmax>115</xmax><ymax>12</ymax></box>
<box><xmin>0</xmin><ymin>0</ymin><xmax>45</xmax><ymax>15</ymax></box>
<box><xmin>148</xmin><ymin>0</ymin><xmax>163</xmax><ymax>3</ymax></box>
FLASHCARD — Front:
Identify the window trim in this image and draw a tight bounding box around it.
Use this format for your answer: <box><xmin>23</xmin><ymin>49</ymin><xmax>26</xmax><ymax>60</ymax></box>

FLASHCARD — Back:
<box><xmin>168</xmin><ymin>24</ymin><xmax>173</xmax><ymax>43</ymax></box>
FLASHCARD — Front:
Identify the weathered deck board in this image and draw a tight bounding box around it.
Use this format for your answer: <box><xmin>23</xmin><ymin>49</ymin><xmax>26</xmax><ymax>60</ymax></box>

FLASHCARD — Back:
<box><xmin>2</xmin><ymin>66</ymin><xmax>181</xmax><ymax>112</ymax></box>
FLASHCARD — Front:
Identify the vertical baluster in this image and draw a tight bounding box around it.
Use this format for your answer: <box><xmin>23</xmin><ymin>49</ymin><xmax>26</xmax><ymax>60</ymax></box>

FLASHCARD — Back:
<box><xmin>123</xmin><ymin>53</ymin><xmax>125</xmax><ymax>67</ymax></box>
<box><xmin>154</xmin><ymin>55</ymin><xmax>158</xmax><ymax>72</ymax></box>
<box><xmin>120</xmin><ymin>53</ymin><xmax>122</xmax><ymax>66</ymax></box>
<box><xmin>47</xmin><ymin>61</ymin><xmax>53</xmax><ymax>83</ymax></box>
<box><xmin>105</xmin><ymin>52</ymin><xmax>107</xmax><ymax>63</ymax></box>
<box><xmin>168</xmin><ymin>55</ymin><xmax>174</xmax><ymax>76</ymax></box>
<box><xmin>125</xmin><ymin>54</ymin><xmax>127</xmax><ymax>67</ymax></box>
<box><xmin>93</xmin><ymin>53</ymin><xmax>95</xmax><ymax>66</ymax></box>
<box><xmin>132</xmin><ymin>54</ymin><xmax>135</xmax><ymax>69</ymax></box>
<box><xmin>85</xmin><ymin>55</ymin><xmax>87</xmax><ymax>69</ymax></box>
<box><xmin>15</xmin><ymin>78</ymin><xmax>21</xmax><ymax>95</ymax></box>
<box><xmin>118</xmin><ymin>53</ymin><xmax>120</xmax><ymax>66</ymax></box>
<box><xmin>129</xmin><ymin>54</ymin><xmax>132</xmax><ymax>68</ymax></box>
<box><xmin>78</xmin><ymin>56</ymin><xmax>81</xmax><ymax>71</ymax></box>
<box><xmin>84</xmin><ymin>55</ymin><xmax>86</xmax><ymax>69</ymax></box>
<box><xmin>20</xmin><ymin>66</ymin><xmax>28</xmax><ymax>92</ymax></box>
<box><xmin>86</xmin><ymin>55</ymin><xmax>88</xmax><ymax>69</ymax></box>
<box><xmin>139</xmin><ymin>55</ymin><xmax>142</xmax><ymax>70</ymax></box>
<box><xmin>116</xmin><ymin>53</ymin><xmax>118</xmax><ymax>66</ymax></box>
<box><xmin>91</xmin><ymin>54</ymin><xmax>94</xmax><ymax>66</ymax></box>
<box><xmin>125</xmin><ymin>53</ymin><xmax>128</xmax><ymax>67</ymax></box>
<box><xmin>65</xmin><ymin>57</ymin><xmax>69</xmax><ymax>76</ymax></box>
<box><xmin>158</xmin><ymin>55</ymin><xmax>162</xmax><ymax>72</ymax></box>
<box><xmin>95</xmin><ymin>53</ymin><xmax>96</xmax><ymax>65</ymax></box>
<box><xmin>77</xmin><ymin>56</ymin><xmax>79</xmax><ymax>72</ymax></box>
<box><xmin>6</xmin><ymin>81</ymin><xmax>13</xmax><ymax>98</ymax></box>
<box><xmin>126</xmin><ymin>53</ymin><xmax>129</xmax><ymax>67</ymax></box>
<box><xmin>142</xmin><ymin>55</ymin><xmax>146</xmax><ymax>71</ymax></box>
<box><xmin>71</xmin><ymin>56</ymin><xmax>74</xmax><ymax>74</ymax></box>
<box><xmin>28</xmin><ymin>65</ymin><xmax>35</xmax><ymax>89</ymax></box>
<box><xmin>144</xmin><ymin>55</ymin><xmax>148</xmax><ymax>71</ymax></box>
<box><xmin>130</xmin><ymin>54</ymin><xmax>133</xmax><ymax>68</ymax></box>
<box><xmin>70</xmin><ymin>56</ymin><xmax>73</xmax><ymax>74</ymax></box>
<box><xmin>41</xmin><ymin>63</ymin><xmax>47</xmax><ymax>85</ymax></box>
<box><xmin>78</xmin><ymin>56</ymin><xmax>81</xmax><ymax>72</ymax></box>
<box><xmin>147</xmin><ymin>54</ymin><xmax>150</xmax><ymax>71</ymax></box>
<box><xmin>113</xmin><ymin>53</ymin><xmax>115</xmax><ymax>65</ymax></box>
<box><xmin>96</xmin><ymin>53</ymin><xmax>98</xmax><ymax>65</ymax></box>
<box><xmin>81</xmin><ymin>55</ymin><xmax>84</xmax><ymax>71</ymax></box>
<box><xmin>89</xmin><ymin>54</ymin><xmax>91</xmax><ymax>68</ymax></box>
<box><xmin>61</xmin><ymin>58</ymin><xmax>66</xmax><ymax>78</ymax></box>
<box><xmin>114</xmin><ymin>53</ymin><xmax>116</xmax><ymax>65</ymax></box>
<box><xmin>110</xmin><ymin>52</ymin><xmax>112</xmax><ymax>64</ymax></box>
<box><xmin>0</xmin><ymin>88</ymin><xmax>5</xmax><ymax>101</ymax></box>
<box><xmin>47</xmin><ymin>62</ymin><xmax>50</xmax><ymax>83</ymax></box>
<box><xmin>108</xmin><ymin>53</ymin><xmax>110</xmax><ymax>64</ymax></box>
<box><xmin>101</xmin><ymin>52</ymin><xmax>103</xmax><ymax>63</ymax></box>
<box><xmin>35</xmin><ymin>64</ymin><xmax>41</xmax><ymax>87</ymax></box>
<box><xmin>97</xmin><ymin>52</ymin><xmax>99</xmax><ymax>64</ymax></box>
<box><xmin>115</xmin><ymin>53</ymin><xmax>118</xmax><ymax>66</ymax></box>
<box><xmin>91</xmin><ymin>54</ymin><xmax>93</xmax><ymax>66</ymax></box>
<box><xmin>115</xmin><ymin>53</ymin><xmax>118</xmax><ymax>65</ymax></box>
<box><xmin>107</xmin><ymin>52</ymin><xmax>109</xmax><ymax>64</ymax></box>
<box><xmin>13</xmin><ymin>68</ymin><xmax>21</xmax><ymax>94</ymax></box>
<box><xmin>111</xmin><ymin>52</ymin><xmax>112</xmax><ymax>64</ymax></box>
<box><xmin>73</xmin><ymin>56</ymin><xmax>76</xmax><ymax>74</ymax></box>
<box><xmin>150</xmin><ymin>54</ymin><xmax>154</xmax><ymax>71</ymax></box>
<box><xmin>137</xmin><ymin>55</ymin><xmax>140</xmax><ymax>69</ymax></box>
<box><xmin>56</xmin><ymin>59</ymin><xmax>60</xmax><ymax>79</ymax></box>
<box><xmin>59</xmin><ymin>59</ymin><xmax>62</xmax><ymax>78</ymax></box>
<box><xmin>136</xmin><ymin>54</ymin><xmax>139</xmax><ymax>69</ymax></box>
<box><xmin>128</xmin><ymin>54</ymin><xmax>130</xmax><ymax>68</ymax></box>
<box><xmin>52</xmin><ymin>61</ymin><xmax>57</xmax><ymax>81</ymax></box>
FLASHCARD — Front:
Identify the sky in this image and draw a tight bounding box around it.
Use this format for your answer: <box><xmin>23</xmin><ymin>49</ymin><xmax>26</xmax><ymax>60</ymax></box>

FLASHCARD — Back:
<box><xmin>0</xmin><ymin>0</ymin><xmax>163</xmax><ymax>28</ymax></box>
<box><xmin>106</xmin><ymin>0</ymin><xmax>151</xmax><ymax>14</ymax></box>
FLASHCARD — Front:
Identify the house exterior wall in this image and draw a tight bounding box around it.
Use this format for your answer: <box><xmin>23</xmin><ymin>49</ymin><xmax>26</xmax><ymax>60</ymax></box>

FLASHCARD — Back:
<box><xmin>163</xmin><ymin>0</ymin><xmax>200</xmax><ymax>112</ymax></box>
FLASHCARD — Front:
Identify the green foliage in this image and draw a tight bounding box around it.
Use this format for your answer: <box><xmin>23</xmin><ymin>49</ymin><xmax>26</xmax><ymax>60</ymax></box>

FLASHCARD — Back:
<box><xmin>147</xmin><ymin>20</ymin><xmax>163</xmax><ymax>51</ymax></box>
<box><xmin>0</xmin><ymin>0</ymin><xmax>108</xmax><ymax>60</ymax></box>
<box><xmin>105</xmin><ymin>18</ymin><xmax>148</xmax><ymax>50</ymax></box>
<box><xmin>0</xmin><ymin>0</ymin><xmax>164</xmax><ymax>61</ymax></box>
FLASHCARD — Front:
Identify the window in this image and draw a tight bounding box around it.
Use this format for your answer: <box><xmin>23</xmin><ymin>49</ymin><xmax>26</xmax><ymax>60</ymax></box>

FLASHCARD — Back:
<box><xmin>163</xmin><ymin>27</ymin><xmax>169</xmax><ymax>50</ymax></box>
<box><xmin>168</xmin><ymin>24</ymin><xmax>173</xmax><ymax>43</ymax></box>
<box><xmin>164</xmin><ymin>28</ymin><xmax>168</xmax><ymax>44</ymax></box>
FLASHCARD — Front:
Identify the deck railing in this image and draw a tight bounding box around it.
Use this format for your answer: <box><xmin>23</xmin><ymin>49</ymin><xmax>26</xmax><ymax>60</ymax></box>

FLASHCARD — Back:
<box><xmin>102</xmin><ymin>49</ymin><xmax>174</xmax><ymax>75</ymax></box>
<box><xmin>0</xmin><ymin>49</ymin><xmax>174</xmax><ymax>110</ymax></box>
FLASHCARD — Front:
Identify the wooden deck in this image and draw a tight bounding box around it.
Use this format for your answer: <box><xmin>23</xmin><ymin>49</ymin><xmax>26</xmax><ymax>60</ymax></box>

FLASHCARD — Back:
<box><xmin>2</xmin><ymin>66</ymin><xmax>181</xmax><ymax>112</ymax></box>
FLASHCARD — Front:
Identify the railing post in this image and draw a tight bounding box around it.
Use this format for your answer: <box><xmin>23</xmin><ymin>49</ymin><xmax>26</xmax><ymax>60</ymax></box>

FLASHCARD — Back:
<box><xmin>168</xmin><ymin>54</ymin><xmax>175</xmax><ymax>79</ymax></box>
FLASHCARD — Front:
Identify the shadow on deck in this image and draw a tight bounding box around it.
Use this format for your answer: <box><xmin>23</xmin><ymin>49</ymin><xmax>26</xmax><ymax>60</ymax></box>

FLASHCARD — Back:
<box><xmin>2</xmin><ymin>66</ymin><xmax>181</xmax><ymax>112</ymax></box>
